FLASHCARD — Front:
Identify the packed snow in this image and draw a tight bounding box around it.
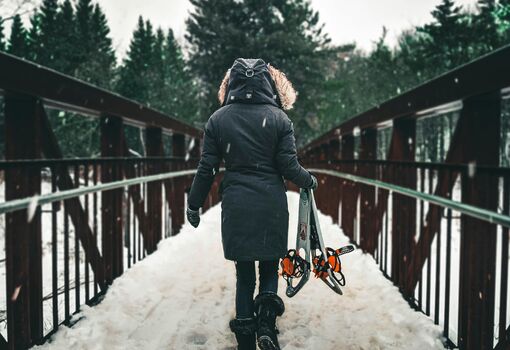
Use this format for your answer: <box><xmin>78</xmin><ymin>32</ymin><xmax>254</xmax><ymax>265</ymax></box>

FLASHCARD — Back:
<box><xmin>35</xmin><ymin>192</ymin><xmax>445</xmax><ymax>349</ymax></box>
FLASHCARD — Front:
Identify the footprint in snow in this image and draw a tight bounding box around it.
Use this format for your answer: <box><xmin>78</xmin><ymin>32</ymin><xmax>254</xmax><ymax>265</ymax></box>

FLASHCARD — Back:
<box><xmin>186</xmin><ymin>330</ymin><xmax>208</xmax><ymax>345</ymax></box>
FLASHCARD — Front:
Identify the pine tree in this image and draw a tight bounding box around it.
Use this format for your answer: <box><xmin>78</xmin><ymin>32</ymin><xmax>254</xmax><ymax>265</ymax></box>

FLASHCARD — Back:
<box><xmin>165</xmin><ymin>29</ymin><xmax>184</xmax><ymax>71</ymax></box>
<box><xmin>27</xmin><ymin>9</ymin><xmax>42</xmax><ymax>61</ymax></box>
<box><xmin>116</xmin><ymin>17</ymin><xmax>157</xmax><ymax>154</ymax></box>
<box><xmin>366</xmin><ymin>28</ymin><xmax>404</xmax><ymax>104</ymax></box>
<box><xmin>32</xmin><ymin>0</ymin><xmax>60</xmax><ymax>66</ymax></box>
<box><xmin>74</xmin><ymin>0</ymin><xmax>96</xmax><ymax>79</ymax></box>
<box><xmin>162</xmin><ymin>29</ymin><xmax>200</xmax><ymax>122</ymax></box>
<box><xmin>396</xmin><ymin>29</ymin><xmax>433</xmax><ymax>81</ymax></box>
<box><xmin>56</xmin><ymin>1</ymin><xmax>115</xmax><ymax>157</ymax></box>
<box><xmin>147</xmin><ymin>28</ymin><xmax>166</xmax><ymax>108</ymax></box>
<box><xmin>0</xmin><ymin>17</ymin><xmax>5</xmax><ymax>51</ymax></box>
<box><xmin>7</xmin><ymin>14</ymin><xmax>28</xmax><ymax>58</ymax></box>
<box><xmin>54</xmin><ymin>0</ymin><xmax>78</xmax><ymax>74</ymax></box>
<box><xmin>72</xmin><ymin>0</ymin><xmax>116</xmax><ymax>88</ymax></box>
<box><xmin>75</xmin><ymin>0</ymin><xmax>94</xmax><ymax>61</ymax></box>
<box><xmin>117</xmin><ymin>16</ymin><xmax>155</xmax><ymax>102</ymax></box>
<box><xmin>495</xmin><ymin>0</ymin><xmax>510</xmax><ymax>41</ymax></box>
<box><xmin>117</xmin><ymin>19</ymin><xmax>200</xmax><ymax>124</ymax></box>
<box><xmin>474</xmin><ymin>0</ymin><xmax>500</xmax><ymax>52</ymax></box>
<box><xmin>185</xmin><ymin>0</ymin><xmax>332</xmax><ymax>143</ymax></box>
<box><xmin>88</xmin><ymin>4</ymin><xmax>116</xmax><ymax>87</ymax></box>
<box><xmin>417</xmin><ymin>0</ymin><xmax>470</xmax><ymax>72</ymax></box>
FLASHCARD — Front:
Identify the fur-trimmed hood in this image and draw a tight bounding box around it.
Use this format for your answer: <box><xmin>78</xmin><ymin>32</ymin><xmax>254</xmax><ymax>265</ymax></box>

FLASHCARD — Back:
<box><xmin>218</xmin><ymin>58</ymin><xmax>297</xmax><ymax>110</ymax></box>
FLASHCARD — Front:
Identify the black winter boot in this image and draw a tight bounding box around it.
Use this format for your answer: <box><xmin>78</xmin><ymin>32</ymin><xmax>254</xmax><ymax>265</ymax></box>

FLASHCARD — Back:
<box><xmin>229</xmin><ymin>318</ymin><xmax>257</xmax><ymax>350</ymax></box>
<box><xmin>254</xmin><ymin>292</ymin><xmax>285</xmax><ymax>350</ymax></box>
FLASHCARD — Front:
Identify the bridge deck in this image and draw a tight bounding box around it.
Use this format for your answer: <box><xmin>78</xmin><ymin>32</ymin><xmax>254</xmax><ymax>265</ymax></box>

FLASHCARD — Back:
<box><xmin>36</xmin><ymin>193</ymin><xmax>444</xmax><ymax>350</ymax></box>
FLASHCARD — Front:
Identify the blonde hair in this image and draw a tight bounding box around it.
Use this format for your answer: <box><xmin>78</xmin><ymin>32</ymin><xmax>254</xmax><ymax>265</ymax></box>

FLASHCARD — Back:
<box><xmin>217</xmin><ymin>64</ymin><xmax>297</xmax><ymax>110</ymax></box>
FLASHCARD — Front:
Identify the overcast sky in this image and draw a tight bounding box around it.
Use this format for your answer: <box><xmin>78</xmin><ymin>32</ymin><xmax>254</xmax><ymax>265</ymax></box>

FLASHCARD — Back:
<box><xmin>4</xmin><ymin>0</ymin><xmax>479</xmax><ymax>56</ymax></box>
<box><xmin>102</xmin><ymin>0</ymin><xmax>479</xmax><ymax>55</ymax></box>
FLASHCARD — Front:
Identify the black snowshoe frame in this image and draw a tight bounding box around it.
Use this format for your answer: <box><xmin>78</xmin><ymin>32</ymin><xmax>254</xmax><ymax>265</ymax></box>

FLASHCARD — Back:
<box><xmin>283</xmin><ymin>188</ymin><xmax>354</xmax><ymax>297</ymax></box>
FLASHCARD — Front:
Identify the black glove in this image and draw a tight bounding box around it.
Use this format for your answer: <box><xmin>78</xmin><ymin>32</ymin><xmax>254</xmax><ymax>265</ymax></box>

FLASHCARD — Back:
<box><xmin>186</xmin><ymin>207</ymin><xmax>200</xmax><ymax>228</ymax></box>
<box><xmin>307</xmin><ymin>174</ymin><xmax>318</xmax><ymax>190</ymax></box>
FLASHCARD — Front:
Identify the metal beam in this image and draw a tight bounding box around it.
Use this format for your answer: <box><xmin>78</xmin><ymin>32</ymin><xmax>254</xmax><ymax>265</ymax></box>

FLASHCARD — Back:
<box><xmin>0</xmin><ymin>52</ymin><xmax>201</xmax><ymax>138</ymax></box>
<box><xmin>457</xmin><ymin>92</ymin><xmax>500</xmax><ymax>349</ymax></box>
<box><xmin>302</xmin><ymin>44</ymin><xmax>510</xmax><ymax>152</ymax></box>
<box><xmin>146</xmin><ymin>127</ymin><xmax>163</xmax><ymax>251</ymax></box>
<box><xmin>101</xmin><ymin>116</ymin><xmax>125</xmax><ymax>282</ymax></box>
<box><xmin>4</xmin><ymin>92</ymin><xmax>43</xmax><ymax>349</ymax></box>
<box><xmin>359</xmin><ymin>128</ymin><xmax>377</xmax><ymax>253</ymax></box>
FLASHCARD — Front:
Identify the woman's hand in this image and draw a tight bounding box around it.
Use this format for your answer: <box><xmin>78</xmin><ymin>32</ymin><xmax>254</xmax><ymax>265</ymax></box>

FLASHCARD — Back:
<box><xmin>308</xmin><ymin>174</ymin><xmax>318</xmax><ymax>190</ymax></box>
<box><xmin>310</xmin><ymin>175</ymin><xmax>318</xmax><ymax>190</ymax></box>
<box><xmin>186</xmin><ymin>207</ymin><xmax>201</xmax><ymax>228</ymax></box>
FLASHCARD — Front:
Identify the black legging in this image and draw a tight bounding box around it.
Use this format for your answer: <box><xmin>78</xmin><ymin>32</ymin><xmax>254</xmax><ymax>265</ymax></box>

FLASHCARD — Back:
<box><xmin>235</xmin><ymin>260</ymin><xmax>279</xmax><ymax>319</ymax></box>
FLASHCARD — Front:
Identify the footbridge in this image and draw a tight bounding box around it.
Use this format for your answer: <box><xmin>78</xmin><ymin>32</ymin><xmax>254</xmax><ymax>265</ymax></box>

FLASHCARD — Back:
<box><xmin>0</xmin><ymin>45</ymin><xmax>509</xmax><ymax>349</ymax></box>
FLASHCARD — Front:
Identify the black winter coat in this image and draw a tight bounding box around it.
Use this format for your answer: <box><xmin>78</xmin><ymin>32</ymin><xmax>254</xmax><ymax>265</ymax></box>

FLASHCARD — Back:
<box><xmin>188</xmin><ymin>59</ymin><xmax>312</xmax><ymax>261</ymax></box>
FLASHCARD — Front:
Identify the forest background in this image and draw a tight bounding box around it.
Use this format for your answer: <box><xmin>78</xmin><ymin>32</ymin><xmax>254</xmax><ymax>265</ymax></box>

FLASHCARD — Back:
<box><xmin>0</xmin><ymin>0</ymin><xmax>509</xmax><ymax>157</ymax></box>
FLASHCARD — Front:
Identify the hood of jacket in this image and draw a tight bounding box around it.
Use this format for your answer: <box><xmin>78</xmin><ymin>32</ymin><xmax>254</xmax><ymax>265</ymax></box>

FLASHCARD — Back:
<box><xmin>218</xmin><ymin>58</ymin><xmax>297</xmax><ymax>110</ymax></box>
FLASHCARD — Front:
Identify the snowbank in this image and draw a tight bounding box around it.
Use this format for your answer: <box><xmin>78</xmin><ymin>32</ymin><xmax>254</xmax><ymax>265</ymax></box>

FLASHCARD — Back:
<box><xmin>36</xmin><ymin>192</ymin><xmax>444</xmax><ymax>349</ymax></box>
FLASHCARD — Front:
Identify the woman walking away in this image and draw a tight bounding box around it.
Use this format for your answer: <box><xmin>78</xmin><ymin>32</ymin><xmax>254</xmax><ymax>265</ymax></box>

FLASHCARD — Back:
<box><xmin>186</xmin><ymin>58</ymin><xmax>317</xmax><ymax>350</ymax></box>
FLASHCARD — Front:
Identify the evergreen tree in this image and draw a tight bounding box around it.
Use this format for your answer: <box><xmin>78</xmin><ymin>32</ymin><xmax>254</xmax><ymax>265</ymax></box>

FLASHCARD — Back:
<box><xmin>75</xmin><ymin>0</ymin><xmax>94</xmax><ymax>61</ymax></box>
<box><xmin>185</xmin><ymin>0</ymin><xmax>332</xmax><ymax>143</ymax></box>
<box><xmin>395</xmin><ymin>29</ymin><xmax>434</xmax><ymax>82</ymax></box>
<box><xmin>117</xmin><ymin>16</ymin><xmax>155</xmax><ymax>102</ymax></box>
<box><xmin>144</xmin><ymin>28</ymin><xmax>200</xmax><ymax>120</ymax></box>
<box><xmin>366</xmin><ymin>28</ymin><xmax>402</xmax><ymax>104</ymax></box>
<box><xmin>116</xmin><ymin>17</ymin><xmax>156</xmax><ymax>154</ymax></box>
<box><xmin>20</xmin><ymin>0</ymin><xmax>115</xmax><ymax>157</ymax></box>
<box><xmin>73</xmin><ymin>0</ymin><xmax>116</xmax><ymax>88</ymax></box>
<box><xmin>26</xmin><ymin>8</ymin><xmax>42</xmax><ymax>61</ymax></box>
<box><xmin>53</xmin><ymin>0</ymin><xmax>77</xmax><ymax>74</ymax></box>
<box><xmin>162</xmin><ymin>29</ymin><xmax>200</xmax><ymax>122</ymax></box>
<box><xmin>7</xmin><ymin>14</ymin><xmax>28</xmax><ymax>57</ymax></box>
<box><xmin>0</xmin><ymin>17</ymin><xmax>5</xmax><ymax>51</ymax></box>
<box><xmin>117</xmin><ymin>19</ymin><xmax>200</xmax><ymax>124</ymax></box>
<box><xmin>417</xmin><ymin>0</ymin><xmax>470</xmax><ymax>73</ymax></box>
<box><xmin>473</xmin><ymin>0</ymin><xmax>500</xmax><ymax>52</ymax></box>
<box><xmin>495</xmin><ymin>0</ymin><xmax>510</xmax><ymax>41</ymax></box>
<box><xmin>87</xmin><ymin>4</ymin><xmax>116</xmax><ymax>87</ymax></box>
<box><xmin>56</xmin><ymin>1</ymin><xmax>115</xmax><ymax>157</ymax></box>
<box><xmin>147</xmin><ymin>28</ymin><xmax>166</xmax><ymax>108</ymax></box>
<box><xmin>31</xmin><ymin>0</ymin><xmax>60</xmax><ymax>66</ymax></box>
<box><xmin>165</xmin><ymin>29</ymin><xmax>184</xmax><ymax>71</ymax></box>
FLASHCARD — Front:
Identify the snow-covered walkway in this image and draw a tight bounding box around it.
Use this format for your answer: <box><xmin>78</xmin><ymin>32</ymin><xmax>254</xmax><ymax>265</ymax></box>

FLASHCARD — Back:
<box><xmin>37</xmin><ymin>192</ymin><xmax>444</xmax><ymax>350</ymax></box>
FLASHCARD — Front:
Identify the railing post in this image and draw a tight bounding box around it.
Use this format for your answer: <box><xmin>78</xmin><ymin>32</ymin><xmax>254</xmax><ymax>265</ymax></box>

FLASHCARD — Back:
<box><xmin>458</xmin><ymin>92</ymin><xmax>500</xmax><ymax>349</ymax></box>
<box><xmin>341</xmin><ymin>134</ymin><xmax>355</xmax><ymax>239</ymax></box>
<box><xmin>100</xmin><ymin>115</ymin><xmax>124</xmax><ymax>283</ymax></box>
<box><xmin>359</xmin><ymin>128</ymin><xmax>377</xmax><ymax>253</ymax></box>
<box><xmin>329</xmin><ymin>138</ymin><xmax>341</xmax><ymax>224</ymax></box>
<box><xmin>389</xmin><ymin>118</ymin><xmax>416</xmax><ymax>291</ymax></box>
<box><xmin>186</xmin><ymin>137</ymin><xmax>201</xmax><ymax>208</ymax></box>
<box><xmin>314</xmin><ymin>143</ymin><xmax>330</xmax><ymax>216</ymax></box>
<box><xmin>171</xmin><ymin>133</ymin><xmax>186</xmax><ymax>234</ymax></box>
<box><xmin>190</xmin><ymin>137</ymin><xmax>201</xmax><ymax>159</ymax></box>
<box><xmin>4</xmin><ymin>93</ymin><xmax>43</xmax><ymax>348</ymax></box>
<box><xmin>145</xmin><ymin>127</ymin><xmax>163</xmax><ymax>252</ymax></box>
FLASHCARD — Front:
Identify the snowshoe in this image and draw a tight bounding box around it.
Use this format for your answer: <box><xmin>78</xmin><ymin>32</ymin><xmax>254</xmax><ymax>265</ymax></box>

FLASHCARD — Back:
<box><xmin>281</xmin><ymin>188</ymin><xmax>355</xmax><ymax>297</ymax></box>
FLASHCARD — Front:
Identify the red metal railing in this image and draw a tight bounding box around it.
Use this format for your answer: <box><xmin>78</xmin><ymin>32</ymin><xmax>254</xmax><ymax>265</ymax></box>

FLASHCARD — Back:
<box><xmin>0</xmin><ymin>52</ymin><xmax>221</xmax><ymax>349</ymax></box>
<box><xmin>298</xmin><ymin>45</ymin><xmax>510</xmax><ymax>349</ymax></box>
